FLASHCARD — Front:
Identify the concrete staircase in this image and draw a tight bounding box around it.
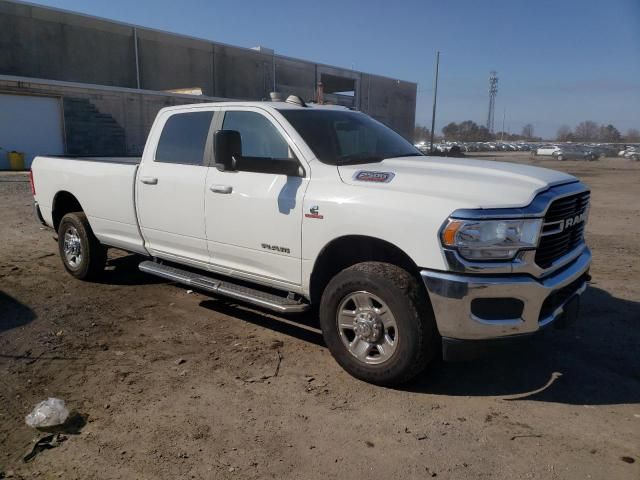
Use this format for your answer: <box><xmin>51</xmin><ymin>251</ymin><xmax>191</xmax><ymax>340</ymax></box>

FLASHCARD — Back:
<box><xmin>63</xmin><ymin>98</ymin><xmax>126</xmax><ymax>156</ymax></box>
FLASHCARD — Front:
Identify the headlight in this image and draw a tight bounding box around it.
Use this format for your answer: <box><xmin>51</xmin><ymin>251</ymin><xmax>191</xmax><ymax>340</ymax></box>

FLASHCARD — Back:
<box><xmin>441</xmin><ymin>218</ymin><xmax>542</xmax><ymax>260</ymax></box>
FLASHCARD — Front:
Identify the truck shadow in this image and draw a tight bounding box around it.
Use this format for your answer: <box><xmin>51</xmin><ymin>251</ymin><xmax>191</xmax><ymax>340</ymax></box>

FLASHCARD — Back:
<box><xmin>104</xmin><ymin>252</ymin><xmax>638</xmax><ymax>408</ymax></box>
<box><xmin>199</xmin><ymin>299</ymin><xmax>325</xmax><ymax>347</ymax></box>
<box><xmin>408</xmin><ymin>286</ymin><xmax>640</xmax><ymax>406</ymax></box>
<box><xmin>97</xmin><ymin>253</ymin><xmax>165</xmax><ymax>286</ymax></box>
<box><xmin>0</xmin><ymin>291</ymin><xmax>37</xmax><ymax>332</ymax></box>
<box><xmin>202</xmin><ymin>286</ymin><xmax>640</xmax><ymax>406</ymax></box>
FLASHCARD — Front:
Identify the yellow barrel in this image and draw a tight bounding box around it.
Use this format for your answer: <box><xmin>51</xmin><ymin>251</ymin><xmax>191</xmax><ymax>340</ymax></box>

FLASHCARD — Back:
<box><xmin>8</xmin><ymin>151</ymin><xmax>25</xmax><ymax>171</ymax></box>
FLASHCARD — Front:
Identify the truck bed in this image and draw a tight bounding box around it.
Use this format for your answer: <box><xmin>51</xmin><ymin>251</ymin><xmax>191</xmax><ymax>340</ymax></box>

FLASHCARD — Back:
<box><xmin>32</xmin><ymin>155</ymin><xmax>146</xmax><ymax>255</ymax></box>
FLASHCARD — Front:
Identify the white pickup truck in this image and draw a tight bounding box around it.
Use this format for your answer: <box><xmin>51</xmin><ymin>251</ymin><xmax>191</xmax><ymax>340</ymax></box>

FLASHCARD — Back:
<box><xmin>31</xmin><ymin>97</ymin><xmax>591</xmax><ymax>385</ymax></box>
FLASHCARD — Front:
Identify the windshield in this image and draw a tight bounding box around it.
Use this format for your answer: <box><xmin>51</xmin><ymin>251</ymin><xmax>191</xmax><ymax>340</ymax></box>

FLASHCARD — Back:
<box><xmin>279</xmin><ymin>109</ymin><xmax>422</xmax><ymax>165</ymax></box>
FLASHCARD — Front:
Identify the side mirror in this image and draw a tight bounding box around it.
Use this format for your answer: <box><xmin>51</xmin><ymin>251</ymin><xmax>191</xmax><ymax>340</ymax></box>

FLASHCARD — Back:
<box><xmin>214</xmin><ymin>130</ymin><xmax>242</xmax><ymax>171</ymax></box>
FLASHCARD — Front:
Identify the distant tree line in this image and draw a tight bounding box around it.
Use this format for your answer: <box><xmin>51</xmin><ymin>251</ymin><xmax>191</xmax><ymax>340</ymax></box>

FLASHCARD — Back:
<box><xmin>414</xmin><ymin>120</ymin><xmax>540</xmax><ymax>142</ymax></box>
<box><xmin>556</xmin><ymin>122</ymin><xmax>639</xmax><ymax>143</ymax></box>
<box><xmin>413</xmin><ymin>125</ymin><xmax>432</xmax><ymax>143</ymax></box>
<box><xmin>415</xmin><ymin>120</ymin><xmax>639</xmax><ymax>143</ymax></box>
<box><xmin>442</xmin><ymin>121</ymin><xmax>494</xmax><ymax>141</ymax></box>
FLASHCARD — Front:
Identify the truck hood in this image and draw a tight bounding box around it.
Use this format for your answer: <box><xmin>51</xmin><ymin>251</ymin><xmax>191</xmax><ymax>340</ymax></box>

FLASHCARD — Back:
<box><xmin>337</xmin><ymin>156</ymin><xmax>576</xmax><ymax>209</ymax></box>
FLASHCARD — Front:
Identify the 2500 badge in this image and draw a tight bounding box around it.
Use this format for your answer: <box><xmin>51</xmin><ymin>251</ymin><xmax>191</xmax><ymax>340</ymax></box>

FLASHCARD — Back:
<box><xmin>261</xmin><ymin>243</ymin><xmax>291</xmax><ymax>254</ymax></box>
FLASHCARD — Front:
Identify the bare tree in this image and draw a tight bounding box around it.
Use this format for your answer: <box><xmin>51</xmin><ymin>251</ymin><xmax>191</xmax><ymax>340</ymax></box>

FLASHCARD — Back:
<box><xmin>441</xmin><ymin>122</ymin><xmax>459</xmax><ymax>140</ymax></box>
<box><xmin>521</xmin><ymin>124</ymin><xmax>534</xmax><ymax>139</ymax></box>
<box><xmin>413</xmin><ymin>124</ymin><xmax>431</xmax><ymax>143</ymax></box>
<box><xmin>441</xmin><ymin>121</ymin><xmax>495</xmax><ymax>142</ymax></box>
<box><xmin>556</xmin><ymin>125</ymin><xmax>573</xmax><ymax>142</ymax></box>
<box><xmin>598</xmin><ymin>124</ymin><xmax>621</xmax><ymax>143</ymax></box>
<box><xmin>624</xmin><ymin>128</ymin><xmax>640</xmax><ymax>143</ymax></box>
<box><xmin>574</xmin><ymin>121</ymin><xmax>599</xmax><ymax>142</ymax></box>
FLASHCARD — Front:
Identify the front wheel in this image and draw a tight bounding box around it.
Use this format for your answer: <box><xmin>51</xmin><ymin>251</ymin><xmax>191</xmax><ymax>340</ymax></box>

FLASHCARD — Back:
<box><xmin>319</xmin><ymin>262</ymin><xmax>437</xmax><ymax>385</ymax></box>
<box><xmin>58</xmin><ymin>212</ymin><xmax>107</xmax><ymax>280</ymax></box>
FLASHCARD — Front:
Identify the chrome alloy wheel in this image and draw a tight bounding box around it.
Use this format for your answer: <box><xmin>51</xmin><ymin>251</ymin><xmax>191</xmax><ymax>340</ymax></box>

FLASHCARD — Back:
<box><xmin>63</xmin><ymin>226</ymin><xmax>83</xmax><ymax>268</ymax></box>
<box><xmin>336</xmin><ymin>291</ymin><xmax>398</xmax><ymax>365</ymax></box>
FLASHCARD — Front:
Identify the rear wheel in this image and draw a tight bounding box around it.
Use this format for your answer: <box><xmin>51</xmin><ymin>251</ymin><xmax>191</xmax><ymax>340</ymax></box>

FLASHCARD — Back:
<box><xmin>556</xmin><ymin>154</ymin><xmax>565</xmax><ymax>161</ymax></box>
<box><xmin>58</xmin><ymin>212</ymin><xmax>106</xmax><ymax>280</ymax></box>
<box><xmin>319</xmin><ymin>262</ymin><xmax>437</xmax><ymax>385</ymax></box>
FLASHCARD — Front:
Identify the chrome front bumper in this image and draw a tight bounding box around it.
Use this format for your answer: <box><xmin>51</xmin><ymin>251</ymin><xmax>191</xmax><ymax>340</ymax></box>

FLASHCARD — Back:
<box><xmin>421</xmin><ymin>248</ymin><xmax>591</xmax><ymax>340</ymax></box>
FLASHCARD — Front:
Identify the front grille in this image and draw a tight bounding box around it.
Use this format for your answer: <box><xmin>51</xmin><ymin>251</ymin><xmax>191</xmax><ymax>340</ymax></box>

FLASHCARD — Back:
<box><xmin>535</xmin><ymin>191</ymin><xmax>590</xmax><ymax>268</ymax></box>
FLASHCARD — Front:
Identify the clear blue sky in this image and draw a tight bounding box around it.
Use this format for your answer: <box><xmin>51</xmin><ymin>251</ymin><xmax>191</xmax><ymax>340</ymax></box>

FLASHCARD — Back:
<box><xmin>27</xmin><ymin>0</ymin><xmax>640</xmax><ymax>139</ymax></box>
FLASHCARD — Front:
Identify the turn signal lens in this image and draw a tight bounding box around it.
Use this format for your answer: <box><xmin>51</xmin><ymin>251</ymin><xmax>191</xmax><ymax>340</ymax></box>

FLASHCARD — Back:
<box><xmin>441</xmin><ymin>220</ymin><xmax>463</xmax><ymax>246</ymax></box>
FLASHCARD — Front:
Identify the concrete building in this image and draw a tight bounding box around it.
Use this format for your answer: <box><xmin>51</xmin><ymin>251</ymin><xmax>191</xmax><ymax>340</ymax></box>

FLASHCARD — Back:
<box><xmin>0</xmin><ymin>0</ymin><xmax>417</xmax><ymax>168</ymax></box>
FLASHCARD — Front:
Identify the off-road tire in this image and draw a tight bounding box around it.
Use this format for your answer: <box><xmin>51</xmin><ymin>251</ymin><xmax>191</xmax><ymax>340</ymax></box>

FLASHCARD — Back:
<box><xmin>58</xmin><ymin>212</ymin><xmax>106</xmax><ymax>280</ymax></box>
<box><xmin>319</xmin><ymin>262</ymin><xmax>438</xmax><ymax>385</ymax></box>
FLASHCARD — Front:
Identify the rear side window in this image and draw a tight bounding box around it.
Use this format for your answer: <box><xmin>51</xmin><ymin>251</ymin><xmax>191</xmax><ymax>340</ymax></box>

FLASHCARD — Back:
<box><xmin>222</xmin><ymin>111</ymin><xmax>289</xmax><ymax>159</ymax></box>
<box><xmin>155</xmin><ymin>111</ymin><xmax>214</xmax><ymax>165</ymax></box>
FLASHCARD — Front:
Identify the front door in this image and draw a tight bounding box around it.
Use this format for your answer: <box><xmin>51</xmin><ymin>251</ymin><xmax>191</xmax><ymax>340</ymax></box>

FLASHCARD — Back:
<box><xmin>205</xmin><ymin>109</ymin><xmax>307</xmax><ymax>286</ymax></box>
<box><xmin>136</xmin><ymin>109</ymin><xmax>214</xmax><ymax>265</ymax></box>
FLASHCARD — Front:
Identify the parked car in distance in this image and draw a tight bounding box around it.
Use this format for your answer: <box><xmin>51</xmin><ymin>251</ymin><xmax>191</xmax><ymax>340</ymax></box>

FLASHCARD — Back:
<box><xmin>624</xmin><ymin>149</ymin><xmax>639</xmax><ymax>161</ymax></box>
<box><xmin>588</xmin><ymin>145</ymin><xmax>618</xmax><ymax>158</ymax></box>
<box><xmin>414</xmin><ymin>141</ymin><xmax>428</xmax><ymax>152</ymax></box>
<box><xmin>536</xmin><ymin>145</ymin><xmax>562</xmax><ymax>156</ymax></box>
<box><xmin>552</xmin><ymin>146</ymin><xmax>598</xmax><ymax>161</ymax></box>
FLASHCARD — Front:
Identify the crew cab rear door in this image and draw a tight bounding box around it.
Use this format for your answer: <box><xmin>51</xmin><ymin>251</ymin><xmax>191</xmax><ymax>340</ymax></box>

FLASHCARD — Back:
<box><xmin>204</xmin><ymin>108</ymin><xmax>307</xmax><ymax>286</ymax></box>
<box><xmin>136</xmin><ymin>108</ymin><xmax>216</xmax><ymax>266</ymax></box>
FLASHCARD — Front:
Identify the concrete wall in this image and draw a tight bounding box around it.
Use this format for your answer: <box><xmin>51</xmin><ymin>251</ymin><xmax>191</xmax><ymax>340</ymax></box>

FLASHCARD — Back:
<box><xmin>360</xmin><ymin>74</ymin><xmax>417</xmax><ymax>138</ymax></box>
<box><xmin>137</xmin><ymin>29</ymin><xmax>214</xmax><ymax>95</ymax></box>
<box><xmin>0</xmin><ymin>1</ymin><xmax>137</xmax><ymax>87</ymax></box>
<box><xmin>274</xmin><ymin>57</ymin><xmax>316</xmax><ymax>101</ymax></box>
<box><xmin>0</xmin><ymin>0</ymin><xmax>417</xmax><ymax>139</ymax></box>
<box><xmin>213</xmin><ymin>44</ymin><xmax>273</xmax><ymax>100</ymax></box>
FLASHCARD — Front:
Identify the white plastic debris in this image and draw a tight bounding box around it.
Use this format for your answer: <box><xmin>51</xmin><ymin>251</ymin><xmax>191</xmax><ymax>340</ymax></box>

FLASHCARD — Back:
<box><xmin>25</xmin><ymin>398</ymin><xmax>69</xmax><ymax>428</ymax></box>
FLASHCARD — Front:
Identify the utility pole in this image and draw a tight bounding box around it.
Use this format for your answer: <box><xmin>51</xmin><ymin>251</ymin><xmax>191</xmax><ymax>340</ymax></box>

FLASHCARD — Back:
<box><xmin>429</xmin><ymin>51</ymin><xmax>440</xmax><ymax>154</ymax></box>
<box><xmin>501</xmin><ymin>106</ymin><xmax>506</xmax><ymax>142</ymax></box>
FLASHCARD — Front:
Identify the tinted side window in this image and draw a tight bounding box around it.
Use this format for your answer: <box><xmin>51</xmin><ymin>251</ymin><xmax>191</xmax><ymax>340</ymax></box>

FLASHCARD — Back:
<box><xmin>222</xmin><ymin>111</ymin><xmax>289</xmax><ymax>159</ymax></box>
<box><xmin>155</xmin><ymin>111</ymin><xmax>213</xmax><ymax>165</ymax></box>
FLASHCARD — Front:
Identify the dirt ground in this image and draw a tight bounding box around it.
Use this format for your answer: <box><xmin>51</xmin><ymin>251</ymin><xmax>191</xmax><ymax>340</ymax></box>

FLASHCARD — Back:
<box><xmin>1</xmin><ymin>153</ymin><xmax>639</xmax><ymax>479</ymax></box>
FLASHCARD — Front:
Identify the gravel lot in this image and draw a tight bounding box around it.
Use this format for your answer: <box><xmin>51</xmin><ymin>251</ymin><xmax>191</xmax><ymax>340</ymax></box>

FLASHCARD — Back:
<box><xmin>1</xmin><ymin>153</ymin><xmax>639</xmax><ymax>479</ymax></box>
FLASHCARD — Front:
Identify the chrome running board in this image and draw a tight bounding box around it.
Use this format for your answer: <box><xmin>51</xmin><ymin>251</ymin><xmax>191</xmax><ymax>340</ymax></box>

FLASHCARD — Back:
<box><xmin>139</xmin><ymin>261</ymin><xmax>309</xmax><ymax>313</ymax></box>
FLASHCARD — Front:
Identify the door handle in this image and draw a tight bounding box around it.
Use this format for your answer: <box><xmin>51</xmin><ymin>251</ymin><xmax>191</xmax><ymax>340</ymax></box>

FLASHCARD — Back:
<box><xmin>140</xmin><ymin>176</ymin><xmax>158</xmax><ymax>185</ymax></box>
<box><xmin>210</xmin><ymin>185</ymin><xmax>233</xmax><ymax>194</ymax></box>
